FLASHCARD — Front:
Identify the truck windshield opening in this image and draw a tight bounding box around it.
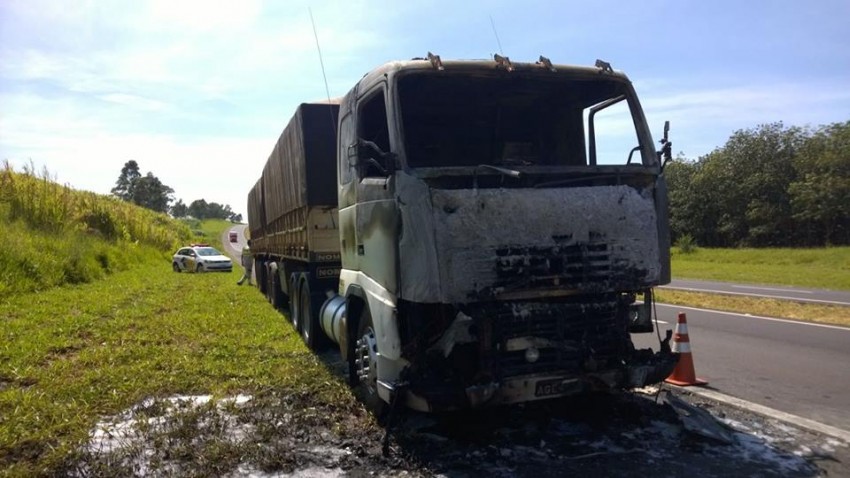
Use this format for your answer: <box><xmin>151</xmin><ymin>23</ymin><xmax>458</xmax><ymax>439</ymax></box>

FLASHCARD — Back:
<box><xmin>398</xmin><ymin>73</ymin><xmax>646</xmax><ymax>169</ymax></box>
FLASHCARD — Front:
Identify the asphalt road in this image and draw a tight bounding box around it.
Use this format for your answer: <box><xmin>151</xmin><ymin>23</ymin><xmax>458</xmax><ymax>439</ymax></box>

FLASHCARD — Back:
<box><xmin>661</xmin><ymin>278</ymin><xmax>850</xmax><ymax>306</ymax></box>
<box><xmin>633</xmin><ymin>304</ymin><xmax>850</xmax><ymax>432</ymax></box>
<box><xmin>224</xmin><ymin>224</ymin><xmax>248</xmax><ymax>256</ymax></box>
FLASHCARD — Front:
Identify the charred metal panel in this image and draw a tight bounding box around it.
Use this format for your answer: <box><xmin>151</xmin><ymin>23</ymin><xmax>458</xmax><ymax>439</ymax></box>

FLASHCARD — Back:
<box><xmin>430</xmin><ymin>185</ymin><xmax>661</xmax><ymax>303</ymax></box>
<box><xmin>396</xmin><ymin>174</ymin><xmax>442</xmax><ymax>301</ymax></box>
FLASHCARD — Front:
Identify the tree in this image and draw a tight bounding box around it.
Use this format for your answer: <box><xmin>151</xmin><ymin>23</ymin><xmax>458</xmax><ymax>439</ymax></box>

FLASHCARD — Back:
<box><xmin>111</xmin><ymin>160</ymin><xmax>141</xmax><ymax>201</ymax></box>
<box><xmin>132</xmin><ymin>172</ymin><xmax>174</xmax><ymax>213</ymax></box>
<box><xmin>666</xmin><ymin>120</ymin><xmax>850</xmax><ymax>247</ymax></box>
<box><xmin>186</xmin><ymin>199</ymin><xmax>236</xmax><ymax>220</ymax></box>
<box><xmin>188</xmin><ymin>199</ymin><xmax>209</xmax><ymax>219</ymax></box>
<box><xmin>170</xmin><ymin>199</ymin><xmax>189</xmax><ymax>218</ymax></box>
<box><xmin>111</xmin><ymin>161</ymin><xmax>174</xmax><ymax>213</ymax></box>
<box><xmin>790</xmin><ymin>121</ymin><xmax>850</xmax><ymax>245</ymax></box>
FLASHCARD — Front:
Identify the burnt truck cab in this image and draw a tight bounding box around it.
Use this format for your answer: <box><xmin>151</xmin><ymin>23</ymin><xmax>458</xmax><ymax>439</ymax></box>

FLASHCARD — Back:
<box><xmin>334</xmin><ymin>58</ymin><xmax>676</xmax><ymax>411</ymax></box>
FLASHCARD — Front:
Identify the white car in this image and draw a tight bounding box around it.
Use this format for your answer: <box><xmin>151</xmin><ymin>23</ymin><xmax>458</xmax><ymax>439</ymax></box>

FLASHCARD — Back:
<box><xmin>172</xmin><ymin>244</ymin><xmax>233</xmax><ymax>273</ymax></box>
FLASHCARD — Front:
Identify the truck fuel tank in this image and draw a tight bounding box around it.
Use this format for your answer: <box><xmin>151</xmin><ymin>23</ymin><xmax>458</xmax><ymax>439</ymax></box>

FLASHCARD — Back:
<box><xmin>320</xmin><ymin>293</ymin><xmax>346</xmax><ymax>350</ymax></box>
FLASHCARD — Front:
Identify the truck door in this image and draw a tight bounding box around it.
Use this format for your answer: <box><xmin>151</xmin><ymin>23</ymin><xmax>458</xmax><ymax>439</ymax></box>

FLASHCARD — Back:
<box><xmin>349</xmin><ymin>85</ymin><xmax>398</xmax><ymax>295</ymax></box>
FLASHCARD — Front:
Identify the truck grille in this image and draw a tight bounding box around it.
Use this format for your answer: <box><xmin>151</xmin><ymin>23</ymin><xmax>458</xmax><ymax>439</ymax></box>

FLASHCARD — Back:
<box><xmin>494</xmin><ymin>242</ymin><xmax>614</xmax><ymax>290</ymax></box>
<box><xmin>471</xmin><ymin>299</ymin><xmax>625</xmax><ymax>378</ymax></box>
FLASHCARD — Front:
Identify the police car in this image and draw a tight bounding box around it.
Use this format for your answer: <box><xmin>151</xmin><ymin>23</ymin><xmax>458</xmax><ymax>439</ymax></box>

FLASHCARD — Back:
<box><xmin>172</xmin><ymin>244</ymin><xmax>233</xmax><ymax>273</ymax></box>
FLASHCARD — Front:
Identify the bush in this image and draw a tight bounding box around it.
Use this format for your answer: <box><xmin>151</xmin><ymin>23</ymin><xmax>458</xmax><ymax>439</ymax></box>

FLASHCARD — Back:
<box><xmin>676</xmin><ymin>234</ymin><xmax>698</xmax><ymax>254</ymax></box>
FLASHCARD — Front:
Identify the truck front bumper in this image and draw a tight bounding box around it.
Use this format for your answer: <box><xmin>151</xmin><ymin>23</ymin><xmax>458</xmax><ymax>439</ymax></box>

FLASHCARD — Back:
<box><xmin>382</xmin><ymin>350</ymin><xmax>678</xmax><ymax>412</ymax></box>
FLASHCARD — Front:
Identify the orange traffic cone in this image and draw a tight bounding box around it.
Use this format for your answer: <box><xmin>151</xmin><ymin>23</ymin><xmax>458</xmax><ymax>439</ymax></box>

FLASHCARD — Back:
<box><xmin>665</xmin><ymin>312</ymin><xmax>708</xmax><ymax>386</ymax></box>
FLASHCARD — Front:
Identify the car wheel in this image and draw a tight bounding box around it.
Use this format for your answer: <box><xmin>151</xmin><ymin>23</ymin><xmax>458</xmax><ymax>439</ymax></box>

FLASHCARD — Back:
<box><xmin>195</xmin><ymin>263</ymin><xmax>203</xmax><ymax>273</ymax></box>
<box><xmin>172</xmin><ymin>262</ymin><xmax>181</xmax><ymax>273</ymax></box>
<box><xmin>351</xmin><ymin>308</ymin><xmax>386</xmax><ymax>416</ymax></box>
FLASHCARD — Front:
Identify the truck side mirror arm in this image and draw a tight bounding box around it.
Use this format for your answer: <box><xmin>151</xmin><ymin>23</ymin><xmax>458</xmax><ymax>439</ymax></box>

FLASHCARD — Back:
<box><xmin>658</xmin><ymin>120</ymin><xmax>672</xmax><ymax>171</ymax></box>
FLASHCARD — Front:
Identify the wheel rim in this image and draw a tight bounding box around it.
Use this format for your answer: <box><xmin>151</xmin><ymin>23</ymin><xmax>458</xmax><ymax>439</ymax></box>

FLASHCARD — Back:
<box><xmin>356</xmin><ymin>327</ymin><xmax>379</xmax><ymax>394</ymax></box>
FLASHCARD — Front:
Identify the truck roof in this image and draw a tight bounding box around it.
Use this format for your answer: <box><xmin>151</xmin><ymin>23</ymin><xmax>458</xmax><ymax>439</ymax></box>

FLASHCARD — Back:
<box><xmin>357</xmin><ymin>57</ymin><xmax>631</xmax><ymax>88</ymax></box>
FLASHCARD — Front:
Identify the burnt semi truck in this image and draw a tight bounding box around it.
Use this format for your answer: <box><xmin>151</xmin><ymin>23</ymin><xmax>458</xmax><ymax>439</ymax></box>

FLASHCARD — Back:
<box><xmin>247</xmin><ymin>56</ymin><xmax>678</xmax><ymax>412</ymax></box>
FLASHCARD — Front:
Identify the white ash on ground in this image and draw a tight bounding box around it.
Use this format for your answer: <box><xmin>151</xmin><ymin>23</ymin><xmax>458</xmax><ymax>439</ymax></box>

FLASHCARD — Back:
<box><xmin>69</xmin><ymin>386</ymin><xmax>849</xmax><ymax>477</ymax></box>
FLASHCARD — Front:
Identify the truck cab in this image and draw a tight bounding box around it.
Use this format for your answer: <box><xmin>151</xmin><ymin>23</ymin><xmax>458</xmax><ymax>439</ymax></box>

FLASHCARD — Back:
<box><xmin>334</xmin><ymin>58</ymin><xmax>676</xmax><ymax>411</ymax></box>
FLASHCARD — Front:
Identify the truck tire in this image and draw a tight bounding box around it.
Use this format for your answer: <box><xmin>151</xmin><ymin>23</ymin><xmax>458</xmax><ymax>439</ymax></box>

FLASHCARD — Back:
<box><xmin>352</xmin><ymin>308</ymin><xmax>386</xmax><ymax>416</ymax></box>
<box><xmin>299</xmin><ymin>277</ymin><xmax>326</xmax><ymax>351</ymax></box>
<box><xmin>289</xmin><ymin>274</ymin><xmax>301</xmax><ymax>332</ymax></box>
<box><xmin>270</xmin><ymin>268</ymin><xmax>285</xmax><ymax>310</ymax></box>
<box><xmin>265</xmin><ymin>264</ymin><xmax>276</xmax><ymax>303</ymax></box>
<box><xmin>256</xmin><ymin>259</ymin><xmax>267</xmax><ymax>295</ymax></box>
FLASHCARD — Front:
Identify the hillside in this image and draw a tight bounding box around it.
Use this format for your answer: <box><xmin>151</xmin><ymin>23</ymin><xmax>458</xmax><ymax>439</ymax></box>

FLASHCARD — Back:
<box><xmin>0</xmin><ymin>163</ymin><xmax>193</xmax><ymax>297</ymax></box>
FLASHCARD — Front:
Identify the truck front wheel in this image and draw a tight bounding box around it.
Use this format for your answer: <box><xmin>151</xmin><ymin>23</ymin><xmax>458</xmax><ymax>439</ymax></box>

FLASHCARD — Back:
<box><xmin>352</xmin><ymin>309</ymin><xmax>386</xmax><ymax>416</ymax></box>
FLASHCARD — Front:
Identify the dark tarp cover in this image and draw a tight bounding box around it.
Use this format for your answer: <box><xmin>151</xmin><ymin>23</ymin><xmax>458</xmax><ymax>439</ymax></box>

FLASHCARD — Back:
<box><xmin>261</xmin><ymin>102</ymin><xmax>340</xmax><ymax>226</ymax></box>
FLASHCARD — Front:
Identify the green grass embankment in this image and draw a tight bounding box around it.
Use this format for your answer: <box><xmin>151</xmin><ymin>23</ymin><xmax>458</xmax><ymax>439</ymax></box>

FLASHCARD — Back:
<box><xmin>0</xmin><ymin>163</ymin><xmax>193</xmax><ymax>297</ymax></box>
<box><xmin>0</xmin><ymin>218</ymin><xmax>358</xmax><ymax>477</ymax></box>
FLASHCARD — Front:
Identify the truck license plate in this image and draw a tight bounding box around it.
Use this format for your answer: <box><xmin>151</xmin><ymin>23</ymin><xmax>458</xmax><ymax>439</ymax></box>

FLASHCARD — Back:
<box><xmin>534</xmin><ymin>378</ymin><xmax>580</xmax><ymax>397</ymax></box>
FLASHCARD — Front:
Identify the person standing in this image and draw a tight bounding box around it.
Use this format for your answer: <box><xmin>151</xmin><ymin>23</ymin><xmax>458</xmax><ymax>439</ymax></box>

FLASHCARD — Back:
<box><xmin>237</xmin><ymin>239</ymin><xmax>253</xmax><ymax>285</ymax></box>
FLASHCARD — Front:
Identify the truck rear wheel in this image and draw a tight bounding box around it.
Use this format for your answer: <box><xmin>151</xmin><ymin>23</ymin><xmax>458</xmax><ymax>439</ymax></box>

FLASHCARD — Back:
<box><xmin>265</xmin><ymin>264</ymin><xmax>276</xmax><ymax>303</ymax></box>
<box><xmin>352</xmin><ymin>308</ymin><xmax>386</xmax><ymax>416</ymax></box>
<box><xmin>270</xmin><ymin>269</ymin><xmax>286</xmax><ymax>310</ymax></box>
<box><xmin>256</xmin><ymin>260</ymin><xmax>267</xmax><ymax>295</ymax></box>
<box><xmin>299</xmin><ymin>277</ymin><xmax>325</xmax><ymax>350</ymax></box>
<box><xmin>289</xmin><ymin>274</ymin><xmax>301</xmax><ymax>332</ymax></box>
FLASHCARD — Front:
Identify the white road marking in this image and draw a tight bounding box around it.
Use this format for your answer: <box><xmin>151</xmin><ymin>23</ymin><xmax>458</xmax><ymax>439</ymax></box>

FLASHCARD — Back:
<box><xmin>667</xmin><ymin>384</ymin><xmax>850</xmax><ymax>443</ymax></box>
<box><xmin>659</xmin><ymin>286</ymin><xmax>850</xmax><ymax>306</ymax></box>
<box><xmin>656</xmin><ymin>303</ymin><xmax>850</xmax><ymax>331</ymax></box>
<box><xmin>730</xmin><ymin>284</ymin><xmax>813</xmax><ymax>294</ymax></box>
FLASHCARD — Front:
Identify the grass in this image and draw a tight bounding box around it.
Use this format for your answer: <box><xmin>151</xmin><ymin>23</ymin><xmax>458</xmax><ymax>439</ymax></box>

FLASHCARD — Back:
<box><xmin>655</xmin><ymin>289</ymin><xmax>850</xmax><ymax>327</ymax></box>
<box><xmin>0</xmin><ymin>163</ymin><xmax>192</xmax><ymax>297</ymax></box>
<box><xmin>0</xmin><ymin>174</ymin><xmax>363</xmax><ymax>476</ymax></box>
<box><xmin>669</xmin><ymin>246</ymin><xmax>850</xmax><ymax>326</ymax></box>
<box><xmin>671</xmin><ymin>246</ymin><xmax>850</xmax><ymax>290</ymax></box>
<box><xmin>0</xmin><ymin>253</ymin><xmax>358</xmax><ymax>477</ymax></box>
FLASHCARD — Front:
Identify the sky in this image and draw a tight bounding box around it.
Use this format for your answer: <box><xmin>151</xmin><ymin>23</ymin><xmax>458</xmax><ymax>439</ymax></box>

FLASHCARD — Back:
<box><xmin>2</xmin><ymin>0</ymin><xmax>849</xmax><ymax>218</ymax></box>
